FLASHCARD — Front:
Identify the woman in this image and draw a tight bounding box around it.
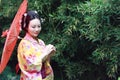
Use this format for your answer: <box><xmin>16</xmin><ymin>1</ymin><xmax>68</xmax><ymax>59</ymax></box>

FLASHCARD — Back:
<box><xmin>17</xmin><ymin>10</ymin><xmax>56</xmax><ymax>80</ymax></box>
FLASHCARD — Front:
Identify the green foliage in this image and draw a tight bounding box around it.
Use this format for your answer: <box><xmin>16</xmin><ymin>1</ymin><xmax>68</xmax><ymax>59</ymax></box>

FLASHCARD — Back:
<box><xmin>0</xmin><ymin>0</ymin><xmax>120</xmax><ymax>80</ymax></box>
<box><xmin>0</xmin><ymin>66</ymin><xmax>20</xmax><ymax>80</ymax></box>
<box><xmin>118</xmin><ymin>77</ymin><xmax>120</xmax><ymax>80</ymax></box>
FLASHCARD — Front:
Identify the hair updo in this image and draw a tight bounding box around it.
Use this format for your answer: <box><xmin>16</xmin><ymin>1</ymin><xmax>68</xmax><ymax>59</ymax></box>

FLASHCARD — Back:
<box><xmin>21</xmin><ymin>10</ymin><xmax>40</xmax><ymax>32</ymax></box>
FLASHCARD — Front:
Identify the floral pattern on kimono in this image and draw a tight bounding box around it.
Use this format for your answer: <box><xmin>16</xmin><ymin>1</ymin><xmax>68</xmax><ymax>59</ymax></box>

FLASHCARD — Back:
<box><xmin>17</xmin><ymin>36</ymin><xmax>54</xmax><ymax>80</ymax></box>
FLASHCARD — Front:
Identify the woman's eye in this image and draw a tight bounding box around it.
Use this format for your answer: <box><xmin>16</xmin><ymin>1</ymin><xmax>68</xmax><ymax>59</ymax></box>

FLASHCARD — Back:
<box><xmin>38</xmin><ymin>25</ymin><xmax>41</xmax><ymax>28</ymax></box>
<box><xmin>32</xmin><ymin>26</ymin><xmax>36</xmax><ymax>28</ymax></box>
<box><xmin>31</xmin><ymin>25</ymin><xmax>41</xmax><ymax>28</ymax></box>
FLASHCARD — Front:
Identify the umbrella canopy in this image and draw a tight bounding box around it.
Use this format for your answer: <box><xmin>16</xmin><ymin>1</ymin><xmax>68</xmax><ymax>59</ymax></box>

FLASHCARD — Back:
<box><xmin>0</xmin><ymin>0</ymin><xmax>28</xmax><ymax>73</ymax></box>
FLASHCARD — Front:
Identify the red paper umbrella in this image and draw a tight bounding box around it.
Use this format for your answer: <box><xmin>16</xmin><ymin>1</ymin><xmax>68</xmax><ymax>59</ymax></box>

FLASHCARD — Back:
<box><xmin>0</xmin><ymin>0</ymin><xmax>28</xmax><ymax>73</ymax></box>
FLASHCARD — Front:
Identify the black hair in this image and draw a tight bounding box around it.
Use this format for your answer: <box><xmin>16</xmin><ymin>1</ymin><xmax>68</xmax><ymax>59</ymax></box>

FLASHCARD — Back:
<box><xmin>21</xmin><ymin>10</ymin><xmax>41</xmax><ymax>32</ymax></box>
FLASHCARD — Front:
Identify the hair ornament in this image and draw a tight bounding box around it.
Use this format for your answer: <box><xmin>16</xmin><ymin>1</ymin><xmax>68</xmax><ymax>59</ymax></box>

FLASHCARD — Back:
<box><xmin>19</xmin><ymin>20</ymin><xmax>22</xmax><ymax>31</ymax></box>
<box><xmin>34</xmin><ymin>11</ymin><xmax>38</xmax><ymax>14</ymax></box>
<box><xmin>23</xmin><ymin>13</ymin><xmax>27</xmax><ymax>28</ymax></box>
<box><xmin>24</xmin><ymin>13</ymin><xmax>27</xmax><ymax>17</ymax></box>
<box><xmin>41</xmin><ymin>18</ymin><xmax>45</xmax><ymax>23</ymax></box>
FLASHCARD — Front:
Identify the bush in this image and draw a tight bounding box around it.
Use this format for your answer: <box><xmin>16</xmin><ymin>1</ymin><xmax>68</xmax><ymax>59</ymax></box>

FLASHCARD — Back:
<box><xmin>0</xmin><ymin>0</ymin><xmax>119</xmax><ymax>80</ymax></box>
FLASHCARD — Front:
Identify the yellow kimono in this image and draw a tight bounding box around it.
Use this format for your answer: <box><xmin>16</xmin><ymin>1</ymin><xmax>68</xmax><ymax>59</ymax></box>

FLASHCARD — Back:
<box><xmin>17</xmin><ymin>36</ymin><xmax>54</xmax><ymax>80</ymax></box>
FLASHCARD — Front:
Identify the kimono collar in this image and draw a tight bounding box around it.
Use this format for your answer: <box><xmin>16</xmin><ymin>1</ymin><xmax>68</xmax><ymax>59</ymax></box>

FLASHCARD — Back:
<box><xmin>24</xmin><ymin>33</ymin><xmax>39</xmax><ymax>43</ymax></box>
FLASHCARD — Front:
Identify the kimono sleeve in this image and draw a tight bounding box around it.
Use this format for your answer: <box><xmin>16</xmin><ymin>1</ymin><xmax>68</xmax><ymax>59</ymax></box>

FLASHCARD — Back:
<box><xmin>39</xmin><ymin>39</ymin><xmax>49</xmax><ymax>62</ymax></box>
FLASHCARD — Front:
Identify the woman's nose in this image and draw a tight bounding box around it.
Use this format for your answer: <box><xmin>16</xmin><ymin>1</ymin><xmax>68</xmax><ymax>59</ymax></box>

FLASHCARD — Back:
<box><xmin>35</xmin><ymin>27</ymin><xmax>41</xmax><ymax>32</ymax></box>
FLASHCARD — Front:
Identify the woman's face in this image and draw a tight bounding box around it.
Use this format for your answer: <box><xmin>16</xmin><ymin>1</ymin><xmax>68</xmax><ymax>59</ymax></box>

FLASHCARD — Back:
<box><xmin>27</xmin><ymin>18</ymin><xmax>41</xmax><ymax>38</ymax></box>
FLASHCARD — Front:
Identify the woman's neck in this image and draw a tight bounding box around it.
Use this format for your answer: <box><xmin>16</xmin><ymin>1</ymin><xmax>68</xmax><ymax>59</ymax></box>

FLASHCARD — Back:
<box><xmin>25</xmin><ymin>33</ymin><xmax>39</xmax><ymax>43</ymax></box>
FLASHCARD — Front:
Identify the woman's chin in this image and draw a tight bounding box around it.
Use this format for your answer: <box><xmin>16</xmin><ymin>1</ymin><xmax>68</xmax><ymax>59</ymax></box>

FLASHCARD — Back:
<box><xmin>33</xmin><ymin>34</ymin><xmax>39</xmax><ymax>37</ymax></box>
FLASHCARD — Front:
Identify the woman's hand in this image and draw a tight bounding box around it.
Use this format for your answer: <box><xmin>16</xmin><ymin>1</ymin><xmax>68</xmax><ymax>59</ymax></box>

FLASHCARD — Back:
<box><xmin>41</xmin><ymin>44</ymin><xmax>56</xmax><ymax>60</ymax></box>
<box><xmin>46</xmin><ymin>44</ymin><xmax>56</xmax><ymax>56</ymax></box>
<box><xmin>42</xmin><ymin>44</ymin><xmax>56</xmax><ymax>62</ymax></box>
